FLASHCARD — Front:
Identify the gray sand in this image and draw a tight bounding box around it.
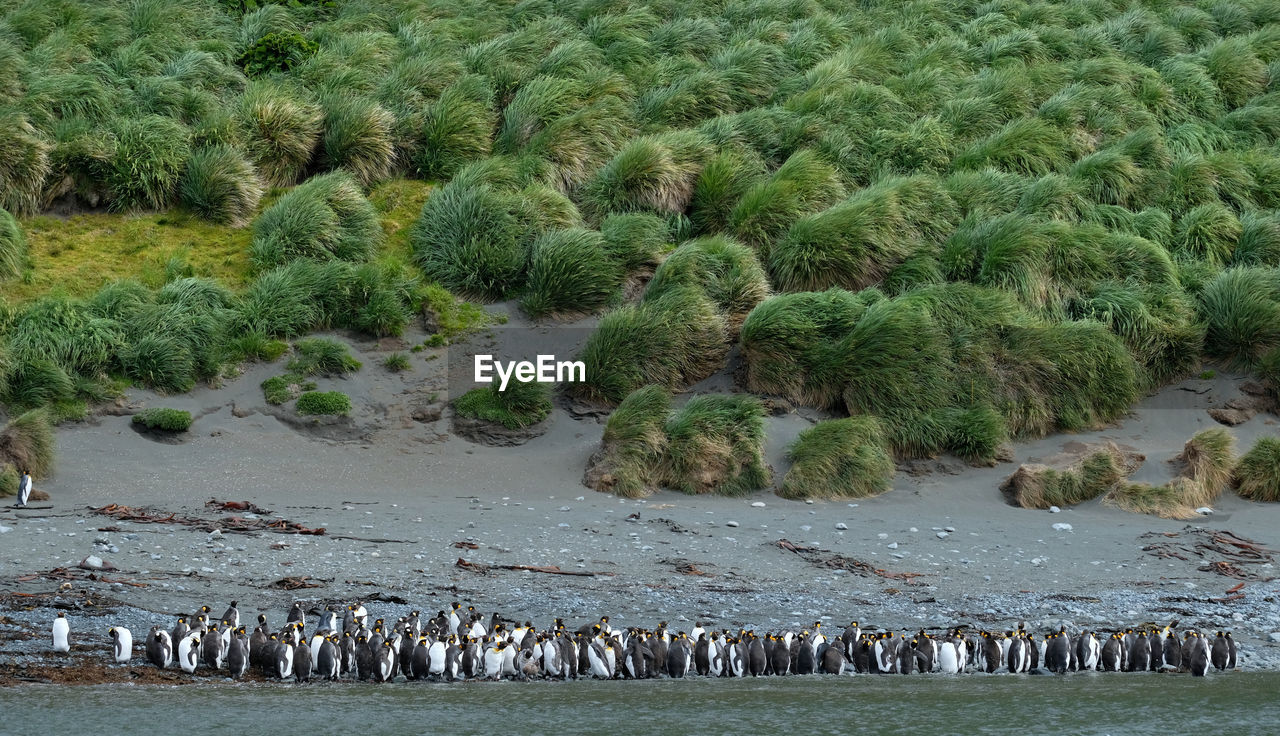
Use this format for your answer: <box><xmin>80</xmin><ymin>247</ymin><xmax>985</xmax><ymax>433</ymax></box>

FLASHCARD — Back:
<box><xmin>2</xmin><ymin>319</ymin><xmax>1278</xmax><ymax>668</ymax></box>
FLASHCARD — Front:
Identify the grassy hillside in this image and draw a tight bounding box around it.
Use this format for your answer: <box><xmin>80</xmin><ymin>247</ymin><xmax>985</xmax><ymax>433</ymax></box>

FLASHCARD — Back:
<box><xmin>0</xmin><ymin>1</ymin><xmax>1278</xmax><ymax>488</ymax></box>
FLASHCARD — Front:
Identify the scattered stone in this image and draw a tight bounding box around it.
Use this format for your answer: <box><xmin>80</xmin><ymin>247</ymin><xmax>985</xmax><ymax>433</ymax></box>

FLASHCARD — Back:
<box><xmin>1049</xmin><ymin>506</ymin><xmax>1061</xmax><ymax>513</ymax></box>
<box><xmin>1052</xmin><ymin>523</ymin><xmax>1073</xmax><ymax>531</ymax></box>
<box><xmin>835</xmin><ymin>523</ymin><xmax>848</xmax><ymax>530</ymax></box>
<box><xmin>944</xmin><ymin>526</ymin><xmax>956</xmax><ymax>532</ymax></box>
<box><xmin>559</xmin><ymin>506</ymin><xmax>571</xmax><ymax>512</ymax></box>
<box><xmin>1196</xmin><ymin>507</ymin><xmax>1214</xmax><ymax>515</ymax></box>
<box><xmin>751</xmin><ymin>502</ymin><xmax>766</xmax><ymax>508</ymax></box>
<box><xmin>81</xmin><ymin>555</ymin><xmax>104</xmax><ymax>570</ymax></box>
<box><xmin>410</xmin><ymin>403</ymin><xmax>444</xmax><ymax>423</ymax></box>
<box><xmin>936</xmin><ymin>531</ymin><xmax>949</xmax><ymax>539</ymax></box>
<box><xmin>805</xmin><ymin>500</ymin><xmax>814</xmax><ymax>505</ymax></box>
<box><xmin>726</xmin><ymin>521</ymin><xmax>739</xmax><ymax>528</ymax></box>
<box><xmin>887</xmin><ymin>542</ymin><xmax>899</xmax><ymax>550</ymax></box>
<box><xmin>1269</xmin><ymin>632</ymin><xmax>1280</xmax><ymax>643</ymax></box>
<box><xmin>0</xmin><ymin>525</ymin><xmax>10</xmax><ymax>534</ymax></box>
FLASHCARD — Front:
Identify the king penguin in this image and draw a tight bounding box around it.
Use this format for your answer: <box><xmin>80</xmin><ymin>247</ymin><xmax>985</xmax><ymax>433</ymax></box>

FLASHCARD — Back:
<box><xmin>146</xmin><ymin>626</ymin><xmax>172</xmax><ymax>669</ymax></box>
<box><xmin>17</xmin><ymin>470</ymin><xmax>32</xmax><ymax>507</ymax></box>
<box><xmin>52</xmin><ymin>612</ymin><xmax>70</xmax><ymax>653</ymax></box>
<box><xmin>108</xmin><ymin>626</ymin><xmax>133</xmax><ymax>664</ymax></box>
<box><xmin>294</xmin><ymin>636</ymin><xmax>313</xmax><ymax>682</ymax></box>
<box><xmin>227</xmin><ymin>628</ymin><xmax>249</xmax><ymax>679</ymax></box>
<box><xmin>1211</xmin><ymin>632</ymin><xmax>1230</xmax><ymax>671</ymax></box>
<box><xmin>179</xmin><ymin>634</ymin><xmax>200</xmax><ymax>673</ymax></box>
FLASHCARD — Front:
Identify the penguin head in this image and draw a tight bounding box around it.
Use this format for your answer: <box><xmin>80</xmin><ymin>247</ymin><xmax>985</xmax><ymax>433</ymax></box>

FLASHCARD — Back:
<box><xmin>257</xmin><ymin>614</ymin><xmax>266</xmax><ymax>624</ymax></box>
<box><xmin>178</xmin><ymin>617</ymin><xmax>186</xmax><ymax>624</ymax></box>
<box><xmin>229</xmin><ymin>600</ymin><xmax>237</xmax><ymax>608</ymax></box>
<box><xmin>57</xmin><ymin>612</ymin><xmax>66</xmax><ymax>619</ymax></box>
<box><xmin>200</xmin><ymin>606</ymin><xmax>211</xmax><ymax>614</ymax></box>
<box><xmin>109</xmin><ymin>627</ymin><xmax>116</xmax><ymax>637</ymax></box>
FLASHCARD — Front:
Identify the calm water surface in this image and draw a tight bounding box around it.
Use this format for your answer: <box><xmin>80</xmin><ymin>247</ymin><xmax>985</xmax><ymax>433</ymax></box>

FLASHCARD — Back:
<box><xmin>2</xmin><ymin>672</ymin><xmax>1275</xmax><ymax>735</ymax></box>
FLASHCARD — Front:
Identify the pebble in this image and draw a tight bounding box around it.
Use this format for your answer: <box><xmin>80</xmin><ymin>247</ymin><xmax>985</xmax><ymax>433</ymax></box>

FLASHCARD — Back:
<box><xmin>944</xmin><ymin>526</ymin><xmax>956</xmax><ymax>532</ymax></box>
<box><xmin>805</xmin><ymin>500</ymin><xmax>814</xmax><ymax>505</ymax></box>
<box><xmin>1052</xmin><ymin>523</ymin><xmax>1073</xmax><ymax>531</ymax></box>
<box><xmin>936</xmin><ymin>531</ymin><xmax>949</xmax><ymax>539</ymax></box>
<box><xmin>887</xmin><ymin>542</ymin><xmax>898</xmax><ymax>549</ymax></box>
<box><xmin>835</xmin><ymin>523</ymin><xmax>848</xmax><ymax>530</ymax></box>
<box><xmin>82</xmin><ymin>555</ymin><xmax>104</xmax><ymax>569</ymax></box>
<box><xmin>1049</xmin><ymin>506</ymin><xmax>1061</xmax><ymax>513</ymax></box>
<box><xmin>1269</xmin><ymin>633</ymin><xmax>1280</xmax><ymax>643</ymax></box>
<box><xmin>0</xmin><ymin>525</ymin><xmax>10</xmax><ymax>534</ymax></box>
<box><xmin>1196</xmin><ymin>507</ymin><xmax>1214</xmax><ymax>515</ymax></box>
<box><xmin>559</xmin><ymin>506</ymin><xmax>571</xmax><ymax>512</ymax></box>
<box><xmin>751</xmin><ymin>502</ymin><xmax>766</xmax><ymax>508</ymax></box>
<box><xmin>909</xmin><ymin>527</ymin><xmax>918</xmax><ymax>533</ymax></box>
<box><xmin>726</xmin><ymin>521</ymin><xmax>739</xmax><ymax>528</ymax></box>
<box><xmin>877</xmin><ymin>533</ymin><xmax>888</xmax><ymax>539</ymax></box>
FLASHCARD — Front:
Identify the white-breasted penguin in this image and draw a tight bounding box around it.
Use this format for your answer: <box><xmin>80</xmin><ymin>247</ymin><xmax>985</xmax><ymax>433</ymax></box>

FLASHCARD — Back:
<box><xmin>52</xmin><ymin>612</ymin><xmax>70</xmax><ymax>653</ymax></box>
<box><xmin>17</xmin><ymin>470</ymin><xmax>32</xmax><ymax>507</ymax></box>
<box><xmin>219</xmin><ymin>601</ymin><xmax>240</xmax><ymax>630</ymax></box>
<box><xmin>179</xmin><ymin>634</ymin><xmax>201</xmax><ymax>673</ymax></box>
<box><xmin>275</xmin><ymin>634</ymin><xmax>295</xmax><ymax>679</ymax></box>
<box><xmin>108</xmin><ymin>627</ymin><xmax>132</xmax><ymax>664</ymax></box>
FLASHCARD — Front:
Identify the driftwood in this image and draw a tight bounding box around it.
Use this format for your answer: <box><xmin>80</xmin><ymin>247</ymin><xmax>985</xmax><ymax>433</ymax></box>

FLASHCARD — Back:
<box><xmin>204</xmin><ymin>498</ymin><xmax>272</xmax><ymax>514</ymax></box>
<box><xmin>1139</xmin><ymin>527</ymin><xmax>1275</xmax><ymax>581</ymax></box>
<box><xmin>454</xmin><ymin>558</ymin><xmax>613</xmax><ymax>577</ymax></box>
<box><xmin>268</xmin><ymin>576</ymin><xmax>322</xmax><ymax>590</ymax></box>
<box><xmin>91</xmin><ymin>504</ymin><xmax>325</xmax><ymax>536</ymax></box>
<box><xmin>774</xmin><ymin>538</ymin><xmax>923</xmax><ymax>580</ymax></box>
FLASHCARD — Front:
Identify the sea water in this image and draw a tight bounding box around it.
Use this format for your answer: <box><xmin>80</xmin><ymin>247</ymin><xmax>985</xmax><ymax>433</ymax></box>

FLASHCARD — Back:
<box><xmin>1</xmin><ymin>671</ymin><xmax>1276</xmax><ymax>735</ymax></box>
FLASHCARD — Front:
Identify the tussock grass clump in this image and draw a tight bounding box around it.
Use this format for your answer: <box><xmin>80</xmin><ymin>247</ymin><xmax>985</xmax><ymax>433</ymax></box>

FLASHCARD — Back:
<box><xmin>644</xmin><ymin>235</ymin><xmax>769</xmax><ymax>328</ymax></box>
<box><xmin>521</xmin><ymin>228</ymin><xmax>622</xmax><ymax>318</ymax></box>
<box><xmin>453</xmin><ymin>379</ymin><xmax>551</xmax><ymax>430</ymax></box>
<box><xmin>1001</xmin><ymin>442</ymin><xmax>1141</xmax><ymax>509</ymax></box>
<box><xmin>287</xmin><ymin>337</ymin><xmax>361</xmax><ymax>377</ymax></box>
<box><xmin>236</xmin><ymin>82</ymin><xmax>322</xmax><ymax>187</ymax></box>
<box><xmin>250</xmin><ymin>171</ymin><xmax>382</xmax><ymax>269</ymax></box>
<box><xmin>296</xmin><ymin>390</ymin><xmax>351</xmax><ymax>416</ymax></box>
<box><xmin>727</xmin><ymin>148</ymin><xmax>845</xmax><ymax>249</ymax></box>
<box><xmin>572</xmin><ymin>287</ymin><xmax>727</xmax><ymax>406</ymax></box>
<box><xmin>1233</xmin><ymin>213</ymin><xmax>1280</xmax><ymax>267</ymax></box>
<box><xmin>1198</xmin><ymin>266</ymin><xmax>1280</xmax><ymax>367</ymax></box>
<box><xmin>780</xmin><ymin>416</ymin><xmax>894</xmax><ymax>500</ymax></box>
<box><xmin>0</xmin><ymin>206</ymin><xmax>27</xmax><ymax>280</ymax></box>
<box><xmin>103</xmin><ymin>116</ymin><xmax>191</xmax><ymax>211</ymax></box>
<box><xmin>131</xmin><ymin>408</ymin><xmax>192</xmax><ymax>432</ymax></box>
<box><xmin>413</xmin><ymin>76</ymin><xmax>496</xmax><ymax>180</ymax></box>
<box><xmin>0</xmin><ymin>112</ymin><xmax>51</xmax><ymax>215</ymax></box>
<box><xmin>411</xmin><ymin>169</ymin><xmax>565</xmax><ymax>300</ymax></box>
<box><xmin>1234</xmin><ymin>437</ymin><xmax>1280</xmax><ymax>502</ymax></box>
<box><xmin>740</xmin><ymin>288</ymin><xmax>879</xmax><ymax>408</ymax></box>
<box><xmin>600</xmin><ymin>212</ymin><xmax>668</xmax><ymax>271</ymax></box>
<box><xmin>1174</xmin><ymin>203</ymin><xmax>1241</xmax><ymax>267</ymax></box>
<box><xmin>319</xmin><ymin>94</ymin><xmax>396</xmax><ymax>187</ymax></box>
<box><xmin>768</xmin><ymin>175</ymin><xmax>956</xmax><ymax>292</ymax></box>
<box><xmin>953</xmin><ymin>117</ymin><xmax>1071</xmax><ymax>176</ymax></box>
<box><xmin>580</xmin><ymin>130</ymin><xmax>712</xmax><ymax>218</ymax></box>
<box><xmin>0</xmin><ymin>464</ymin><xmax>15</xmax><ymax>497</ymax></box>
<box><xmin>180</xmin><ymin>146</ymin><xmax>264</xmax><ymax>227</ymax></box>
<box><xmin>585</xmin><ymin>384</ymin><xmax>672</xmax><ymax>498</ymax></box>
<box><xmin>661</xmin><ymin>394</ymin><xmax>770</xmax><ymax>496</ymax></box>
<box><xmin>0</xmin><ymin>409</ymin><xmax>56</xmax><ymax>479</ymax></box>
<box><xmin>1107</xmin><ymin>428</ymin><xmax>1237</xmax><ymax>518</ymax></box>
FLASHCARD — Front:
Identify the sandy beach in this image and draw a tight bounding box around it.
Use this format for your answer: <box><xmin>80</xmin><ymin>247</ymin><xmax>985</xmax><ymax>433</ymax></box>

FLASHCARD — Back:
<box><xmin>1</xmin><ymin>308</ymin><xmax>1278</xmax><ymax>679</ymax></box>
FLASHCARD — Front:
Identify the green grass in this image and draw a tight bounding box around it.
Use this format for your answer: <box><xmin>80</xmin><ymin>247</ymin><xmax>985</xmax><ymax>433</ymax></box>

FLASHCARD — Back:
<box><xmin>382</xmin><ymin>352</ymin><xmax>410</xmax><ymax>372</ymax></box>
<box><xmin>644</xmin><ymin>235</ymin><xmax>769</xmax><ymax>327</ymax></box>
<box><xmin>261</xmin><ymin>373</ymin><xmax>315</xmax><ymax>405</ymax></box>
<box><xmin>287</xmin><ymin>337</ymin><xmax>361</xmax><ymax>377</ymax></box>
<box><xmin>780</xmin><ymin>416</ymin><xmax>894</xmax><ymax>500</ymax></box>
<box><xmin>0</xmin><ymin>207</ymin><xmax>27</xmax><ymax>281</ymax></box>
<box><xmin>180</xmin><ymin>146</ymin><xmax>264</xmax><ymax>227</ymax></box>
<box><xmin>1235</xmin><ymin>437</ymin><xmax>1280</xmax><ymax>502</ymax></box>
<box><xmin>10</xmin><ymin>212</ymin><xmax>252</xmax><ymax>304</ymax></box>
<box><xmin>131</xmin><ymin>407</ymin><xmax>192</xmax><ymax>432</ymax></box>
<box><xmin>296</xmin><ymin>390</ymin><xmax>351</xmax><ymax>416</ymax></box>
<box><xmin>452</xmin><ymin>379</ymin><xmax>551</xmax><ymax>430</ymax></box>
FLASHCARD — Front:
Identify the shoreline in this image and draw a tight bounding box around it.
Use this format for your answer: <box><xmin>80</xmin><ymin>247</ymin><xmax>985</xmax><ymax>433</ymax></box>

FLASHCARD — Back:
<box><xmin>1</xmin><ymin>325</ymin><xmax>1278</xmax><ymax>676</ymax></box>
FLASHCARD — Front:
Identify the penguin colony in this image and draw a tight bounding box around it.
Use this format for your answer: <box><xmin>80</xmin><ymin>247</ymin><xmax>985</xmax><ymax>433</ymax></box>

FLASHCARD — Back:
<box><xmin>58</xmin><ymin>602</ymin><xmax>1240</xmax><ymax>681</ymax></box>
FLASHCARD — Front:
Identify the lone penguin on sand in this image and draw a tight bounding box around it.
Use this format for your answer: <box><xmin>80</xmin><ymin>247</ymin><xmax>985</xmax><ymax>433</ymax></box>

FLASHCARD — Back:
<box><xmin>17</xmin><ymin>470</ymin><xmax>32</xmax><ymax>507</ymax></box>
